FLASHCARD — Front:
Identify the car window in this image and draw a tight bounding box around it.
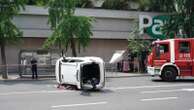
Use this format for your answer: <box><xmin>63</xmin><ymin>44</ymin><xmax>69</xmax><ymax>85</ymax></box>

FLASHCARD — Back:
<box><xmin>160</xmin><ymin>44</ymin><xmax>169</xmax><ymax>53</ymax></box>
<box><xmin>179</xmin><ymin>41</ymin><xmax>190</xmax><ymax>53</ymax></box>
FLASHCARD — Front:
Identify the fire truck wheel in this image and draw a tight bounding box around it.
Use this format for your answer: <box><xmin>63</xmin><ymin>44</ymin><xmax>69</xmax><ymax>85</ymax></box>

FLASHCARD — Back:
<box><xmin>161</xmin><ymin>67</ymin><xmax>177</xmax><ymax>81</ymax></box>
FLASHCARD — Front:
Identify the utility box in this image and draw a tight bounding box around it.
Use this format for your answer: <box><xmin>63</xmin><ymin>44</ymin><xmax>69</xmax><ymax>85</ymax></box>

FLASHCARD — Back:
<box><xmin>55</xmin><ymin>57</ymin><xmax>105</xmax><ymax>90</ymax></box>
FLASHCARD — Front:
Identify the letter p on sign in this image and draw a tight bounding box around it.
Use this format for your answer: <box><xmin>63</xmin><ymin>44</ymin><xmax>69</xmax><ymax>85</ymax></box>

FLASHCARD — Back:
<box><xmin>139</xmin><ymin>15</ymin><xmax>152</xmax><ymax>34</ymax></box>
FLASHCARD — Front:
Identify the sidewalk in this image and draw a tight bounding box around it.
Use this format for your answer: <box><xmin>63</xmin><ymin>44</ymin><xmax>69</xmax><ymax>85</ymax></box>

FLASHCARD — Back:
<box><xmin>0</xmin><ymin>74</ymin><xmax>20</xmax><ymax>81</ymax></box>
<box><xmin>0</xmin><ymin>74</ymin><xmax>55</xmax><ymax>81</ymax></box>
<box><xmin>0</xmin><ymin>72</ymin><xmax>149</xmax><ymax>81</ymax></box>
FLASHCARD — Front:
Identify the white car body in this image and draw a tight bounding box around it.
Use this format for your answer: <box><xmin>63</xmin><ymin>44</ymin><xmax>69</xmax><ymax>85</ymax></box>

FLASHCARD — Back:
<box><xmin>55</xmin><ymin>57</ymin><xmax>105</xmax><ymax>90</ymax></box>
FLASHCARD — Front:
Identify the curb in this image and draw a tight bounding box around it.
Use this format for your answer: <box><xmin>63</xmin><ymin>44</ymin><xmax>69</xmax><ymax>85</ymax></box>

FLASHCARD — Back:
<box><xmin>0</xmin><ymin>75</ymin><xmax>56</xmax><ymax>82</ymax></box>
<box><xmin>0</xmin><ymin>73</ymin><xmax>150</xmax><ymax>81</ymax></box>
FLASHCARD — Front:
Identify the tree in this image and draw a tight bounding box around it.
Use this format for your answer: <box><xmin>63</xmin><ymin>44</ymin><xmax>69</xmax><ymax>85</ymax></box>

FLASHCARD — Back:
<box><xmin>102</xmin><ymin>0</ymin><xmax>129</xmax><ymax>10</ymax></box>
<box><xmin>128</xmin><ymin>21</ymin><xmax>151</xmax><ymax>72</ymax></box>
<box><xmin>101</xmin><ymin>0</ymin><xmax>174</xmax><ymax>11</ymax></box>
<box><xmin>26</xmin><ymin>0</ymin><xmax>47</xmax><ymax>6</ymax></box>
<box><xmin>148</xmin><ymin>0</ymin><xmax>175</xmax><ymax>12</ymax></box>
<box><xmin>0</xmin><ymin>0</ymin><xmax>26</xmax><ymax>79</ymax></box>
<box><xmin>76</xmin><ymin>0</ymin><xmax>94</xmax><ymax>8</ymax></box>
<box><xmin>162</xmin><ymin>0</ymin><xmax>194</xmax><ymax>38</ymax></box>
<box><xmin>133</xmin><ymin>0</ymin><xmax>174</xmax><ymax>12</ymax></box>
<box><xmin>44</xmin><ymin>0</ymin><xmax>93</xmax><ymax>57</ymax></box>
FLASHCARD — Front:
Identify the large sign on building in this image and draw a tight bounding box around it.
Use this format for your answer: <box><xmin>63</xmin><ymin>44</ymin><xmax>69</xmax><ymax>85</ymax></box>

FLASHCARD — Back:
<box><xmin>139</xmin><ymin>15</ymin><xmax>168</xmax><ymax>39</ymax></box>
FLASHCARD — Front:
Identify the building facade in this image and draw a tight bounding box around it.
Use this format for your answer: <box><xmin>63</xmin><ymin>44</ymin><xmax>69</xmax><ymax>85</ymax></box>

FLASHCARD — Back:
<box><xmin>0</xmin><ymin>6</ymin><xmax>161</xmax><ymax>72</ymax></box>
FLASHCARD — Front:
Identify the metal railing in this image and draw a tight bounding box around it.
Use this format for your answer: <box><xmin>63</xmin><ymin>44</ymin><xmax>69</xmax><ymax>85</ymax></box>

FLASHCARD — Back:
<box><xmin>0</xmin><ymin>64</ymin><xmax>55</xmax><ymax>77</ymax></box>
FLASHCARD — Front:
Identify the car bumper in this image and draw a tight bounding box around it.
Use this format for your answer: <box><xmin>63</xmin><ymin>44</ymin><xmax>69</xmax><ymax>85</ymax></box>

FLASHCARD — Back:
<box><xmin>147</xmin><ymin>66</ymin><xmax>161</xmax><ymax>76</ymax></box>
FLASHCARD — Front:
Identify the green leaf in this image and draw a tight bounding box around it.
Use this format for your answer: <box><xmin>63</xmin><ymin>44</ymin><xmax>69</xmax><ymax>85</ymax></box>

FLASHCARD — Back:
<box><xmin>44</xmin><ymin>0</ymin><xmax>93</xmax><ymax>56</ymax></box>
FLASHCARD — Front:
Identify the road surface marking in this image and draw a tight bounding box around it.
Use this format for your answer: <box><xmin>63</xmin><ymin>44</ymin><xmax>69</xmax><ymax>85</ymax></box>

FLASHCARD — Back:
<box><xmin>1</xmin><ymin>84</ymin><xmax>194</xmax><ymax>96</ymax></box>
<box><xmin>0</xmin><ymin>90</ymin><xmax>73</xmax><ymax>96</ymax></box>
<box><xmin>108</xmin><ymin>84</ymin><xmax>194</xmax><ymax>91</ymax></box>
<box><xmin>141</xmin><ymin>89</ymin><xmax>182</xmax><ymax>94</ymax></box>
<box><xmin>141</xmin><ymin>97</ymin><xmax>178</xmax><ymax>101</ymax></box>
<box><xmin>141</xmin><ymin>88</ymin><xmax>194</xmax><ymax>94</ymax></box>
<box><xmin>182</xmin><ymin>88</ymin><xmax>194</xmax><ymax>92</ymax></box>
<box><xmin>51</xmin><ymin>101</ymin><xmax>108</xmax><ymax>108</ymax></box>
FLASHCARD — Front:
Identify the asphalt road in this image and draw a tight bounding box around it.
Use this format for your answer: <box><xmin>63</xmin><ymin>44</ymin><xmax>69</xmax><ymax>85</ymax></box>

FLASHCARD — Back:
<box><xmin>1</xmin><ymin>76</ymin><xmax>194</xmax><ymax>110</ymax></box>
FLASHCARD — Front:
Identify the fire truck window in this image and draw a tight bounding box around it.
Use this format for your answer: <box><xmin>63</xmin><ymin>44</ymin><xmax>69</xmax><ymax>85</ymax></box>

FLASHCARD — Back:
<box><xmin>179</xmin><ymin>42</ymin><xmax>190</xmax><ymax>53</ymax></box>
<box><xmin>160</xmin><ymin>44</ymin><xmax>169</xmax><ymax>53</ymax></box>
<box><xmin>155</xmin><ymin>43</ymin><xmax>168</xmax><ymax>58</ymax></box>
<box><xmin>155</xmin><ymin>45</ymin><xmax>160</xmax><ymax>58</ymax></box>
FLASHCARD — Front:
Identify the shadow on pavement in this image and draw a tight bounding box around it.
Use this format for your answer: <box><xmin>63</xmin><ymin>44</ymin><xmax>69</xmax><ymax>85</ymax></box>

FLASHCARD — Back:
<box><xmin>80</xmin><ymin>89</ymin><xmax>114</xmax><ymax>96</ymax></box>
<box><xmin>152</xmin><ymin>78</ymin><xmax>194</xmax><ymax>83</ymax></box>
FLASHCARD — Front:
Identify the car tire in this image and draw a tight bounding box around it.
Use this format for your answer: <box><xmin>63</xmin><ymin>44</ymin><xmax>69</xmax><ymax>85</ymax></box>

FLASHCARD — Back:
<box><xmin>161</xmin><ymin>67</ymin><xmax>177</xmax><ymax>81</ymax></box>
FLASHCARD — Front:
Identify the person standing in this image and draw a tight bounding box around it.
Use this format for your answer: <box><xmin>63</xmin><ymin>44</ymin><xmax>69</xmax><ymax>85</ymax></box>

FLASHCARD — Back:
<box><xmin>31</xmin><ymin>57</ymin><xmax>38</xmax><ymax>79</ymax></box>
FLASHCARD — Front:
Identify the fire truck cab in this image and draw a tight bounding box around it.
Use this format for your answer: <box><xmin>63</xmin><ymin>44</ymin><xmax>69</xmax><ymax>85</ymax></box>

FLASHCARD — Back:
<box><xmin>147</xmin><ymin>38</ymin><xmax>194</xmax><ymax>81</ymax></box>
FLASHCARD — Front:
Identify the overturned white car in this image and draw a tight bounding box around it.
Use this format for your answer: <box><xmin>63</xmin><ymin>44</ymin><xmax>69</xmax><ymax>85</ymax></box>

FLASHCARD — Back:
<box><xmin>55</xmin><ymin>57</ymin><xmax>105</xmax><ymax>90</ymax></box>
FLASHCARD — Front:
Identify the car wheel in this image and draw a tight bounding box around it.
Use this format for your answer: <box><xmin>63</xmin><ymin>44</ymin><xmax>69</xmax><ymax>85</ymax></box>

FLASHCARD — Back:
<box><xmin>161</xmin><ymin>67</ymin><xmax>177</xmax><ymax>81</ymax></box>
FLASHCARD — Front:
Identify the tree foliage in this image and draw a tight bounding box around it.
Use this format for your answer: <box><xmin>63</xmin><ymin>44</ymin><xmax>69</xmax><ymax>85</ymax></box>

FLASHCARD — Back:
<box><xmin>136</xmin><ymin>0</ymin><xmax>174</xmax><ymax>12</ymax></box>
<box><xmin>102</xmin><ymin>0</ymin><xmax>129</xmax><ymax>10</ymax></box>
<box><xmin>0</xmin><ymin>0</ymin><xmax>25</xmax><ymax>43</ymax></box>
<box><xmin>26</xmin><ymin>0</ymin><xmax>47</xmax><ymax>6</ymax></box>
<box><xmin>26</xmin><ymin>0</ymin><xmax>94</xmax><ymax>8</ymax></box>
<box><xmin>101</xmin><ymin>0</ymin><xmax>175</xmax><ymax>12</ymax></box>
<box><xmin>44</xmin><ymin>0</ymin><xmax>93</xmax><ymax>57</ymax></box>
<box><xmin>128</xmin><ymin>21</ymin><xmax>151</xmax><ymax>55</ymax></box>
<box><xmin>76</xmin><ymin>0</ymin><xmax>94</xmax><ymax>8</ymax></box>
<box><xmin>162</xmin><ymin>0</ymin><xmax>194</xmax><ymax>38</ymax></box>
<box><xmin>149</xmin><ymin>0</ymin><xmax>175</xmax><ymax>12</ymax></box>
<box><xmin>0</xmin><ymin>0</ymin><xmax>26</xmax><ymax>79</ymax></box>
<box><xmin>128</xmin><ymin>21</ymin><xmax>151</xmax><ymax>72</ymax></box>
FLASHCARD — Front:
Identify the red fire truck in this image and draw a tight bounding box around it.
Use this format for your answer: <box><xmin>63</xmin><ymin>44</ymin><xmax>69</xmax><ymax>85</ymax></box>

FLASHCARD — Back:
<box><xmin>147</xmin><ymin>38</ymin><xmax>194</xmax><ymax>81</ymax></box>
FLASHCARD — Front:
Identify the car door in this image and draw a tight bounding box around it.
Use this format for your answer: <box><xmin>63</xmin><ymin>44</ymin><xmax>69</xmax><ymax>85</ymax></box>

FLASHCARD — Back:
<box><xmin>175</xmin><ymin>40</ymin><xmax>192</xmax><ymax>76</ymax></box>
<box><xmin>154</xmin><ymin>42</ymin><xmax>170</xmax><ymax>67</ymax></box>
<box><xmin>60</xmin><ymin>62</ymin><xmax>78</xmax><ymax>85</ymax></box>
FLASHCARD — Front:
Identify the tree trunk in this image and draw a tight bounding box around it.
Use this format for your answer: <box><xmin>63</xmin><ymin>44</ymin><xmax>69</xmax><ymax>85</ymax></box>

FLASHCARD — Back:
<box><xmin>70</xmin><ymin>38</ymin><xmax>77</xmax><ymax>57</ymax></box>
<box><xmin>58</xmin><ymin>42</ymin><xmax>64</xmax><ymax>57</ymax></box>
<box><xmin>0</xmin><ymin>43</ymin><xmax>8</xmax><ymax>79</ymax></box>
